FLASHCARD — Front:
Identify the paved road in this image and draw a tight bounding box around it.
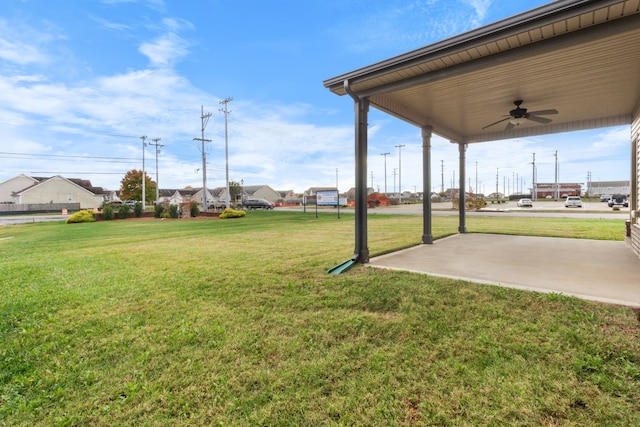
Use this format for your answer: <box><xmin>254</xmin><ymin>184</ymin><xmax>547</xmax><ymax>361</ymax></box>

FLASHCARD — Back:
<box><xmin>369</xmin><ymin>200</ymin><xmax>631</xmax><ymax>219</ymax></box>
<box><xmin>1</xmin><ymin>201</ymin><xmax>631</xmax><ymax>224</ymax></box>
<box><xmin>280</xmin><ymin>201</ymin><xmax>631</xmax><ymax>220</ymax></box>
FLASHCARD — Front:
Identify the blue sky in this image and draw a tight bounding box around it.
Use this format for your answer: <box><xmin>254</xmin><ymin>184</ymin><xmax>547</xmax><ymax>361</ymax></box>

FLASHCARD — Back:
<box><xmin>0</xmin><ymin>0</ymin><xmax>631</xmax><ymax>195</ymax></box>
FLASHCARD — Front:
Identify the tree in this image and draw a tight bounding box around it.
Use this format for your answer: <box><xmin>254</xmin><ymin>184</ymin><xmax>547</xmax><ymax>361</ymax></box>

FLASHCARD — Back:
<box><xmin>229</xmin><ymin>180</ymin><xmax>242</xmax><ymax>203</ymax></box>
<box><xmin>120</xmin><ymin>169</ymin><xmax>157</xmax><ymax>204</ymax></box>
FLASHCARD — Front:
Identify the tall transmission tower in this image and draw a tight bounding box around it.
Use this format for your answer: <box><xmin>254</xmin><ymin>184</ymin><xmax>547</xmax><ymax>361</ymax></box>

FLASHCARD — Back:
<box><xmin>194</xmin><ymin>106</ymin><xmax>212</xmax><ymax>210</ymax></box>
<box><xmin>140</xmin><ymin>135</ymin><xmax>147</xmax><ymax>209</ymax></box>
<box><xmin>219</xmin><ymin>97</ymin><xmax>233</xmax><ymax>208</ymax></box>
<box><xmin>149</xmin><ymin>137</ymin><xmax>164</xmax><ymax>204</ymax></box>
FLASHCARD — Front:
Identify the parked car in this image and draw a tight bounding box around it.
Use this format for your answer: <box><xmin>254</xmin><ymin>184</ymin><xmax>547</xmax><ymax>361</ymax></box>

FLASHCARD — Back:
<box><xmin>517</xmin><ymin>198</ymin><xmax>532</xmax><ymax>207</ymax></box>
<box><xmin>607</xmin><ymin>194</ymin><xmax>628</xmax><ymax>208</ymax></box>
<box><xmin>243</xmin><ymin>198</ymin><xmax>274</xmax><ymax>210</ymax></box>
<box><xmin>564</xmin><ymin>196</ymin><xmax>582</xmax><ymax>208</ymax></box>
<box><xmin>209</xmin><ymin>201</ymin><xmax>228</xmax><ymax>210</ymax></box>
<box><xmin>600</xmin><ymin>194</ymin><xmax>611</xmax><ymax>202</ymax></box>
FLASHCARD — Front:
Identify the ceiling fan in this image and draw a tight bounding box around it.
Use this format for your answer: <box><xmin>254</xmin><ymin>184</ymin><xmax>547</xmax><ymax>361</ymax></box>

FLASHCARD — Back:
<box><xmin>482</xmin><ymin>100</ymin><xmax>558</xmax><ymax>131</ymax></box>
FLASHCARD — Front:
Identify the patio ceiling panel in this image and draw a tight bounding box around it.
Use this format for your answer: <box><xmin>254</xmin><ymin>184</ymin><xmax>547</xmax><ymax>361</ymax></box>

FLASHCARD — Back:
<box><xmin>326</xmin><ymin>1</ymin><xmax>640</xmax><ymax>144</ymax></box>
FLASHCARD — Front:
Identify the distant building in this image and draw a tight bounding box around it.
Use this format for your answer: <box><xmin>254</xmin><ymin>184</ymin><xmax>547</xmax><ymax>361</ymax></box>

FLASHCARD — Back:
<box><xmin>0</xmin><ymin>174</ymin><xmax>105</xmax><ymax>209</ymax></box>
<box><xmin>587</xmin><ymin>180</ymin><xmax>630</xmax><ymax>197</ymax></box>
<box><xmin>534</xmin><ymin>183</ymin><xmax>581</xmax><ymax>199</ymax></box>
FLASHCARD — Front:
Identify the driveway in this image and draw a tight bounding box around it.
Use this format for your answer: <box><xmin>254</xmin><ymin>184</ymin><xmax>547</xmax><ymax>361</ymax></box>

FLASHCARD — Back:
<box><xmin>369</xmin><ymin>233</ymin><xmax>640</xmax><ymax>308</ymax></box>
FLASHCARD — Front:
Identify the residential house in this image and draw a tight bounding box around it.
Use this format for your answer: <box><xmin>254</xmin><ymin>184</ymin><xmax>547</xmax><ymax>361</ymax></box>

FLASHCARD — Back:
<box><xmin>277</xmin><ymin>190</ymin><xmax>302</xmax><ymax>205</ymax></box>
<box><xmin>0</xmin><ymin>174</ymin><xmax>39</xmax><ymax>203</ymax></box>
<box><xmin>218</xmin><ymin>184</ymin><xmax>281</xmax><ymax>204</ymax></box>
<box><xmin>157</xmin><ymin>187</ymin><xmax>212</xmax><ymax>208</ymax></box>
<box><xmin>345</xmin><ymin>187</ymin><xmax>374</xmax><ymax>202</ymax></box>
<box><xmin>7</xmin><ymin>175</ymin><xmax>105</xmax><ymax>209</ymax></box>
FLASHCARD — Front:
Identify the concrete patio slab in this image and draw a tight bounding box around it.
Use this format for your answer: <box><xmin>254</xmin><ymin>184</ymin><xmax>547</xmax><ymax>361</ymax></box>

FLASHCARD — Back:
<box><xmin>369</xmin><ymin>233</ymin><xmax>640</xmax><ymax>308</ymax></box>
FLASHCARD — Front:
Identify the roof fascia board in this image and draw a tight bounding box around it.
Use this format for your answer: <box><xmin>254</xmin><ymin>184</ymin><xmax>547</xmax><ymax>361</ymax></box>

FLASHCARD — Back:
<box><xmin>324</xmin><ymin>0</ymin><xmax>625</xmax><ymax>92</ymax></box>
<box><xmin>355</xmin><ymin>12</ymin><xmax>640</xmax><ymax>99</ymax></box>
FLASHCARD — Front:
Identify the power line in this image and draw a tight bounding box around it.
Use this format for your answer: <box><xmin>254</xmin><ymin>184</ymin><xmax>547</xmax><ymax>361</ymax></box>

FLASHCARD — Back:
<box><xmin>0</xmin><ymin>151</ymin><xmax>138</xmax><ymax>161</ymax></box>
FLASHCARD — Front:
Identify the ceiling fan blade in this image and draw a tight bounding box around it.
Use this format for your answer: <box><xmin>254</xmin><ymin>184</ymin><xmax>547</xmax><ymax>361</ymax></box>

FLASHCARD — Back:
<box><xmin>528</xmin><ymin>109</ymin><xmax>558</xmax><ymax>116</ymax></box>
<box><xmin>527</xmin><ymin>115</ymin><xmax>553</xmax><ymax>124</ymax></box>
<box><xmin>482</xmin><ymin>117</ymin><xmax>510</xmax><ymax>130</ymax></box>
<box><xmin>505</xmin><ymin>122</ymin><xmax>515</xmax><ymax>131</ymax></box>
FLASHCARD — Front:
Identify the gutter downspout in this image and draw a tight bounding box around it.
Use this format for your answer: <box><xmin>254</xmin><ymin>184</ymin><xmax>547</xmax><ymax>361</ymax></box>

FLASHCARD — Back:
<box><xmin>344</xmin><ymin>80</ymin><xmax>369</xmax><ymax>263</ymax></box>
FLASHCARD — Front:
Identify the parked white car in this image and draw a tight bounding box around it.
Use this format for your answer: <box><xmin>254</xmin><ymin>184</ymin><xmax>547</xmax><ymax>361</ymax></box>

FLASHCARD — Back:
<box><xmin>517</xmin><ymin>198</ymin><xmax>532</xmax><ymax>207</ymax></box>
<box><xmin>564</xmin><ymin>196</ymin><xmax>582</xmax><ymax>208</ymax></box>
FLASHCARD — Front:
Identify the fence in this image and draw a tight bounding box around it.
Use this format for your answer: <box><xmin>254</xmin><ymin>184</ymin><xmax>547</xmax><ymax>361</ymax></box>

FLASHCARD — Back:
<box><xmin>0</xmin><ymin>203</ymin><xmax>81</xmax><ymax>214</ymax></box>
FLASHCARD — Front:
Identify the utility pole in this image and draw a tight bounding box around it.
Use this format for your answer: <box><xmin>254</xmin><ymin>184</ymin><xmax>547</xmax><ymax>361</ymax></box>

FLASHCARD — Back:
<box><xmin>193</xmin><ymin>106</ymin><xmax>212</xmax><ymax>210</ymax></box>
<box><xmin>441</xmin><ymin>160</ymin><xmax>444</xmax><ymax>193</ymax></box>
<box><xmin>149</xmin><ymin>138</ymin><xmax>164</xmax><ymax>204</ymax></box>
<box><xmin>140</xmin><ymin>135</ymin><xmax>147</xmax><ymax>209</ymax></box>
<box><xmin>219</xmin><ymin>97</ymin><xmax>233</xmax><ymax>208</ymax></box>
<box><xmin>475</xmin><ymin>161</ymin><xmax>478</xmax><ymax>195</ymax></box>
<box><xmin>395</xmin><ymin>144</ymin><xmax>405</xmax><ymax>202</ymax></box>
<box><xmin>380</xmin><ymin>152</ymin><xmax>390</xmax><ymax>195</ymax></box>
<box><xmin>496</xmin><ymin>167</ymin><xmax>499</xmax><ymax>201</ymax></box>
<box><xmin>531</xmin><ymin>153</ymin><xmax>536</xmax><ymax>200</ymax></box>
<box><xmin>370</xmin><ymin>171</ymin><xmax>374</xmax><ymax>189</ymax></box>
<box><xmin>554</xmin><ymin>150</ymin><xmax>559</xmax><ymax>200</ymax></box>
<box><xmin>392</xmin><ymin>168</ymin><xmax>398</xmax><ymax>194</ymax></box>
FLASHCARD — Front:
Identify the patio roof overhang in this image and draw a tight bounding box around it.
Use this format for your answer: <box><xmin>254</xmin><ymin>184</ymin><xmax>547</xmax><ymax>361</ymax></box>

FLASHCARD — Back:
<box><xmin>324</xmin><ymin>0</ymin><xmax>640</xmax><ymax>144</ymax></box>
<box><xmin>323</xmin><ymin>0</ymin><xmax>640</xmax><ymax>264</ymax></box>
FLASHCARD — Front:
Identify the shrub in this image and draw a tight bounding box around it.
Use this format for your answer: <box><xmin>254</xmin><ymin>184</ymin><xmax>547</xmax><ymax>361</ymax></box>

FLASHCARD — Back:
<box><xmin>154</xmin><ymin>204</ymin><xmax>164</xmax><ymax>218</ymax></box>
<box><xmin>134</xmin><ymin>201</ymin><xmax>143</xmax><ymax>218</ymax></box>
<box><xmin>220</xmin><ymin>208</ymin><xmax>246</xmax><ymax>219</ymax></box>
<box><xmin>168</xmin><ymin>204</ymin><xmax>179</xmax><ymax>219</ymax></box>
<box><xmin>66</xmin><ymin>210</ymin><xmax>96</xmax><ymax>224</ymax></box>
<box><xmin>190</xmin><ymin>202</ymin><xmax>200</xmax><ymax>218</ymax></box>
<box><xmin>118</xmin><ymin>203</ymin><xmax>131</xmax><ymax>219</ymax></box>
<box><xmin>102</xmin><ymin>204</ymin><xmax>114</xmax><ymax>220</ymax></box>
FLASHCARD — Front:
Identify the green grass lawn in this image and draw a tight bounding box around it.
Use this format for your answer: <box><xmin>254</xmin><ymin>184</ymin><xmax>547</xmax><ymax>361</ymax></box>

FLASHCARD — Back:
<box><xmin>1</xmin><ymin>212</ymin><xmax>638</xmax><ymax>426</ymax></box>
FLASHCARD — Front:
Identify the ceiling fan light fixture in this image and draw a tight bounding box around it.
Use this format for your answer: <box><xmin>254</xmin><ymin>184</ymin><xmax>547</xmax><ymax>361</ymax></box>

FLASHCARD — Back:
<box><xmin>509</xmin><ymin>117</ymin><xmax>527</xmax><ymax>126</ymax></box>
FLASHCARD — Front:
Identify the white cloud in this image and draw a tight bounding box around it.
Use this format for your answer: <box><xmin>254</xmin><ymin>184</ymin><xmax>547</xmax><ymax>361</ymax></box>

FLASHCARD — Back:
<box><xmin>590</xmin><ymin>127</ymin><xmax>629</xmax><ymax>151</ymax></box>
<box><xmin>0</xmin><ymin>19</ymin><xmax>51</xmax><ymax>65</ymax></box>
<box><xmin>139</xmin><ymin>32</ymin><xmax>190</xmax><ymax>67</ymax></box>
<box><xmin>461</xmin><ymin>0</ymin><xmax>493</xmax><ymax>26</ymax></box>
